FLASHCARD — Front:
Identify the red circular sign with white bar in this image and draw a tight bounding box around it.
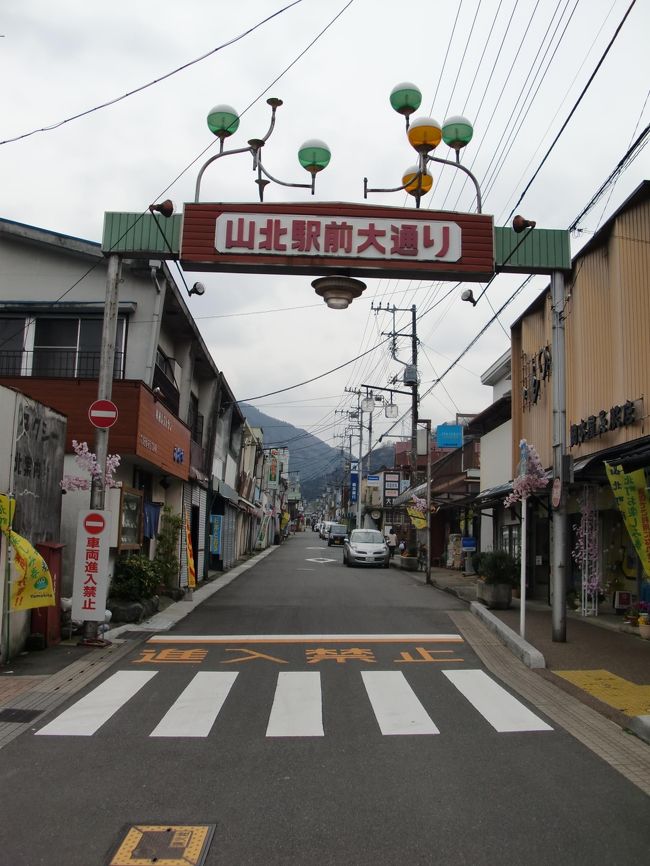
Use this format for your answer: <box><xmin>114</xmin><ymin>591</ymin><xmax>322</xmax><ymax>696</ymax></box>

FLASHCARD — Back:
<box><xmin>83</xmin><ymin>512</ymin><xmax>106</xmax><ymax>535</ymax></box>
<box><xmin>88</xmin><ymin>399</ymin><xmax>119</xmax><ymax>429</ymax></box>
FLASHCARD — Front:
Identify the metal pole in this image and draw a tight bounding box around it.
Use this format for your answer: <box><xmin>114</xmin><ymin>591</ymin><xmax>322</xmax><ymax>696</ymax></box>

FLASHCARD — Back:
<box><xmin>551</xmin><ymin>270</ymin><xmax>567</xmax><ymax>642</ymax></box>
<box><xmin>357</xmin><ymin>409</ymin><xmax>363</xmax><ymax>530</ymax></box>
<box><xmin>84</xmin><ymin>253</ymin><xmax>121</xmax><ymax>643</ymax></box>
<box><xmin>520</xmin><ymin>496</ymin><xmax>527</xmax><ymax>638</ymax></box>
<box><xmin>410</xmin><ymin>305</ymin><xmax>418</xmax><ymax>552</ymax></box>
<box><xmin>425</xmin><ymin>420</ymin><xmax>432</xmax><ymax>585</ymax></box>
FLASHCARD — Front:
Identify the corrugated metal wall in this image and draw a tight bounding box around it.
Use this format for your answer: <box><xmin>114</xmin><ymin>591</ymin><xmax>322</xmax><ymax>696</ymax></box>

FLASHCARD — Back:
<box><xmin>512</xmin><ymin>194</ymin><xmax>650</xmax><ymax>469</ymax></box>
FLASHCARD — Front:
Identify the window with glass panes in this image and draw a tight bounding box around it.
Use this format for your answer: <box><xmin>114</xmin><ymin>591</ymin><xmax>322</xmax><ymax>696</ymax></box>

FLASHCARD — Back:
<box><xmin>31</xmin><ymin>317</ymin><xmax>125</xmax><ymax>377</ymax></box>
<box><xmin>0</xmin><ymin>318</ymin><xmax>26</xmax><ymax>375</ymax></box>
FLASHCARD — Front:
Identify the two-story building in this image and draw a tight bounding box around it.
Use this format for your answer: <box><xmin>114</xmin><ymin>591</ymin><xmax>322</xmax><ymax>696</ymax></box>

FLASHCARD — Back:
<box><xmin>0</xmin><ymin>217</ymin><xmax>248</xmax><ymax>595</ymax></box>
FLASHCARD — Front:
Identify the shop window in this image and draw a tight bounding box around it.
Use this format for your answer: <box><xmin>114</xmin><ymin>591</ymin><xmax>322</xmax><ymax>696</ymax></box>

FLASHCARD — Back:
<box><xmin>500</xmin><ymin>523</ymin><xmax>520</xmax><ymax>559</ymax></box>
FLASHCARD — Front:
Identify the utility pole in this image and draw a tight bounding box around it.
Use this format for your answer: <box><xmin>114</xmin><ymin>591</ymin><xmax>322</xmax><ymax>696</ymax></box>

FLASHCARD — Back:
<box><xmin>373</xmin><ymin>302</ymin><xmax>420</xmax><ymax>551</ymax></box>
<box><xmin>551</xmin><ymin>270</ymin><xmax>568</xmax><ymax>642</ymax></box>
<box><xmin>82</xmin><ymin>253</ymin><xmax>122</xmax><ymax>646</ymax></box>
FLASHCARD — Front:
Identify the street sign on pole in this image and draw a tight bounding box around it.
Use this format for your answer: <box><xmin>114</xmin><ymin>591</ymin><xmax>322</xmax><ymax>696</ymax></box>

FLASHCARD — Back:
<box><xmin>88</xmin><ymin>399</ymin><xmax>118</xmax><ymax>429</ymax></box>
<box><xmin>71</xmin><ymin>509</ymin><xmax>111</xmax><ymax>624</ymax></box>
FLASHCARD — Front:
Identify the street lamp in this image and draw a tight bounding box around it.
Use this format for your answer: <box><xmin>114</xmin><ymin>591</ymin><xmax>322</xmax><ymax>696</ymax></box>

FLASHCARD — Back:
<box><xmin>195</xmin><ymin>98</ymin><xmax>331</xmax><ymax>203</ymax></box>
<box><xmin>364</xmin><ymin>83</ymin><xmax>482</xmax><ymax>211</ymax></box>
<box><xmin>312</xmin><ymin>275</ymin><xmax>367</xmax><ymax>310</ymax></box>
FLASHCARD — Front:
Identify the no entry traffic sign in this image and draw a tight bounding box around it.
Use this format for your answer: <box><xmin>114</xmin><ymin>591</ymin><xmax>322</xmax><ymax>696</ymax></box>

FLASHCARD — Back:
<box><xmin>83</xmin><ymin>512</ymin><xmax>106</xmax><ymax>535</ymax></box>
<box><xmin>88</xmin><ymin>399</ymin><xmax>118</xmax><ymax>428</ymax></box>
<box><xmin>72</xmin><ymin>509</ymin><xmax>111</xmax><ymax>623</ymax></box>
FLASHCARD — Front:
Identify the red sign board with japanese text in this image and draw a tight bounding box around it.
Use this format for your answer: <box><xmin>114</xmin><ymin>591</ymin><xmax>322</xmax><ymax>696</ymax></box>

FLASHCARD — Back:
<box><xmin>181</xmin><ymin>202</ymin><xmax>494</xmax><ymax>281</ymax></box>
<box><xmin>71</xmin><ymin>509</ymin><xmax>111</xmax><ymax>622</ymax></box>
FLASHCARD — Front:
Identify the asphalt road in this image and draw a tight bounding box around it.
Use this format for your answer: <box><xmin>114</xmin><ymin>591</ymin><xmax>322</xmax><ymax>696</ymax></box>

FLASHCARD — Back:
<box><xmin>1</xmin><ymin>532</ymin><xmax>647</xmax><ymax>865</ymax></box>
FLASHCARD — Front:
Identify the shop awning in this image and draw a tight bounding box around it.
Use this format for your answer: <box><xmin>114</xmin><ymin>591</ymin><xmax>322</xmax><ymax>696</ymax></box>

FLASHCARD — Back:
<box><xmin>573</xmin><ymin>436</ymin><xmax>650</xmax><ymax>479</ymax></box>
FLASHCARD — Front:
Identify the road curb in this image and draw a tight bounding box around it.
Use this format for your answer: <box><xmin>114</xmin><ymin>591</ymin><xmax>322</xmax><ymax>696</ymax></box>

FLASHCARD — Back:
<box><xmin>627</xmin><ymin>714</ymin><xmax>650</xmax><ymax>746</ymax></box>
<box><xmin>469</xmin><ymin>601</ymin><xmax>546</xmax><ymax>669</ymax></box>
<box><xmin>104</xmin><ymin>544</ymin><xmax>278</xmax><ymax>640</ymax></box>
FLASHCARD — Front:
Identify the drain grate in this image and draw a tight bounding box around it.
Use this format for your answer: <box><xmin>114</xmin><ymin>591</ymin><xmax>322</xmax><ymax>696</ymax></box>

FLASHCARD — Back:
<box><xmin>108</xmin><ymin>824</ymin><xmax>216</xmax><ymax>866</ymax></box>
<box><xmin>0</xmin><ymin>708</ymin><xmax>43</xmax><ymax>724</ymax></box>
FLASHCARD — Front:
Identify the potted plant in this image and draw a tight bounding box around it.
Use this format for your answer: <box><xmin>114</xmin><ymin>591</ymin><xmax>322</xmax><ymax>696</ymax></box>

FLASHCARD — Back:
<box><xmin>638</xmin><ymin>603</ymin><xmax>650</xmax><ymax>640</ymax></box>
<box><xmin>474</xmin><ymin>549</ymin><xmax>518</xmax><ymax>610</ymax></box>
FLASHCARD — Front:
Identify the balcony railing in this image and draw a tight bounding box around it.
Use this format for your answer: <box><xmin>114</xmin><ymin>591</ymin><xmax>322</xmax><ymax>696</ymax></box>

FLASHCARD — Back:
<box><xmin>0</xmin><ymin>349</ymin><xmax>125</xmax><ymax>379</ymax></box>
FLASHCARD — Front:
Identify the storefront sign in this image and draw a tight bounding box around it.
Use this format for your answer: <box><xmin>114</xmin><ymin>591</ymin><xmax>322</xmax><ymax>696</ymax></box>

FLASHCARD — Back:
<box><xmin>570</xmin><ymin>400</ymin><xmax>636</xmax><ymax>447</ymax></box>
<box><xmin>210</xmin><ymin>515</ymin><xmax>222</xmax><ymax>555</ymax></box>
<box><xmin>522</xmin><ymin>345</ymin><xmax>551</xmax><ymax>408</ymax></box>
<box><xmin>350</xmin><ymin>461</ymin><xmax>359</xmax><ymax>504</ymax></box>
<box><xmin>436</xmin><ymin>424</ymin><xmax>463</xmax><ymax>448</ymax></box>
<box><xmin>383</xmin><ymin>471</ymin><xmax>401</xmax><ymax>501</ymax></box>
<box><xmin>71</xmin><ymin>509</ymin><xmax>111</xmax><ymax>622</ymax></box>
<box><xmin>136</xmin><ymin>390</ymin><xmax>190</xmax><ymax>480</ymax></box>
<box><xmin>181</xmin><ymin>203</ymin><xmax>494</xmax><ymax>281</ymax></box>
<box><xmin>605</xmin><ymin>462</ymin><xmax>650</xmax><ymax>577</ymax></box>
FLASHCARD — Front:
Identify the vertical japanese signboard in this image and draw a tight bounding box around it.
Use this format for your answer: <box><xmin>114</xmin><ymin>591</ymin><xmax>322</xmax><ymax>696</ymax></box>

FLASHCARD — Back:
<box><xmin>71</xmin><ymin>510</ymin><xmax>111</xmax><ymax>622</ymax></box>
<box><xmin>383</xmin><ymin>471</ymin><xmax>401</xmax><ymax>502</ymax></box>
<box><xmin>350</xmin><ymin>461</ymin><xmax>359</xmax><ymax>504</ymax></box>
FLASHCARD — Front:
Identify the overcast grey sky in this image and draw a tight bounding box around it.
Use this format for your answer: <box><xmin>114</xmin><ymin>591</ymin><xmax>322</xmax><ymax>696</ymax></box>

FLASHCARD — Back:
<box><xmin>2</xmin><ymin>0</ymin><xmax>649</xmax><ymax>454</ymax></box>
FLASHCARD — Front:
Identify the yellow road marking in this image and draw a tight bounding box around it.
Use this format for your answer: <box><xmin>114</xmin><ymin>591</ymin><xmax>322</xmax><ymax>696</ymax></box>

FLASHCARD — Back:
<box><xmin>556</xmin><ymin>669</ymin><xmax>650</xmax><ymax>716</ymax></box>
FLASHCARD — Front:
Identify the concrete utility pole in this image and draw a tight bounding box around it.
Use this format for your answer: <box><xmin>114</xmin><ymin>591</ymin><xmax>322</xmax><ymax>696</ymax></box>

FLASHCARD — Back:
<box><xmin>84</xmin><ymin>253</ymin><xmax>121</xmax><ymax>644</ymax></box>
<box><xmin>551</xmin><ymin>270</ymin><xmax>568</xmax><ymax>642</ymax></box>
<box><xmin>374</xmin><ymin>303</ymin><xmax>420</xmax><ymax>550</ymax></box>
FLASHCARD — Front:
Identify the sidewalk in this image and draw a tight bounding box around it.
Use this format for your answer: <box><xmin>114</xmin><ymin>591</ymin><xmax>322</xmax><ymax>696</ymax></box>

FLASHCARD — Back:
<box><xmin>414</xmin><ymin>563</ymin><xmax>650</xmax><ymax>746</ymax></box>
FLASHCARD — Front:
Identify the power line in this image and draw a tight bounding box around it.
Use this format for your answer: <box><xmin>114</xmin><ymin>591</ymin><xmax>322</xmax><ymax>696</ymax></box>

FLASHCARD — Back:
<box><xmin>505</xmin><ymin>0</ymin><xmax>638</xmax><ymax>223</ymax></box>
<box><xmin>0</xmin><ymin>0</ymin><xmax>306</xmax><ymax>146</ymax></box>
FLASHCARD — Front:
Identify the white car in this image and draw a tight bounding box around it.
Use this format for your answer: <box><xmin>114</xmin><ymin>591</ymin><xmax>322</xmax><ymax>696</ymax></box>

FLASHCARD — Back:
<box><xmin>343</xmin><ymin>529</ymin><xmax>390</xmax><ymax>568</ymax></box>
<box><xmin>319</xmin><ymin>520</ymin><xmax>333</xmax><ymax>540</ymax></box>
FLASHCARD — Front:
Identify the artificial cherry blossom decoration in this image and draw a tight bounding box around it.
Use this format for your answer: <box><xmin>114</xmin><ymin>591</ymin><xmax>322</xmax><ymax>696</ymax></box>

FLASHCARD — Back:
<box><xmin>60</xmin><ymin>440</ymin><xmax>121</xmax><ymax>492</ymax></box>
<box><xmin>503</xmin><ymin>439</ymin><xmax>548</xmax><ymax>507</ymax></box>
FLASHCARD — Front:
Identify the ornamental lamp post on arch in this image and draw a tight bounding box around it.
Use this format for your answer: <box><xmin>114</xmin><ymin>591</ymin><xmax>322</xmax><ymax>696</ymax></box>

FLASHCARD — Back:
<box><xmin>195</xmin><ymin>98</ymin><xmax>331</xmax><ymax>204</ymax></box>
<box><xmin>364</xmin><ymin>82</ymin><xmax>482</xmax><ymax>212</ymax></box>
<box><xmin>195</xmin><ymin>98</ymin><xmax>368</xmax><ymax>311</ymax></box>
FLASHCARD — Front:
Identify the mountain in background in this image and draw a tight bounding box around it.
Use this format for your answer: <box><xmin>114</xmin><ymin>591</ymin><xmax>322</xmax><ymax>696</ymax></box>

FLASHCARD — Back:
<box><xmin>240</xmin><ymin>403</ymin><xmax>342</xmax><ymax>501</ymax></box>
<box><xmin>240</xmin><ymin>404</ymin><xmax>397</xmax><ymax>502</ymax></box>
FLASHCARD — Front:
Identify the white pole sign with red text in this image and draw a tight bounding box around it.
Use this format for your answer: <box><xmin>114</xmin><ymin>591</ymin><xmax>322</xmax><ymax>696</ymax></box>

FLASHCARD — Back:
<box><xmin>71</xmin><ymin>510</ymin><xmax>111</xmax><ymax>622</ymax></box>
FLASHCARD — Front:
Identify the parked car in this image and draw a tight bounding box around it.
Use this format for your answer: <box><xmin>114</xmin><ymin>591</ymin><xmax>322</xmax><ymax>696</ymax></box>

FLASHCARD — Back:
<box><xmin>343</xmin><ymin>529</ymin><xmax>390</xmax><ymax>567</ymax></box>
<box><xmin>319</xmin><ymin>521</ymin><xmax>333</xmax><ymax>540</ymax></box>
<box><xmin>327</xmin><ymin>523</ymin><xmax>348</xmax><ymax>546</ymax></box>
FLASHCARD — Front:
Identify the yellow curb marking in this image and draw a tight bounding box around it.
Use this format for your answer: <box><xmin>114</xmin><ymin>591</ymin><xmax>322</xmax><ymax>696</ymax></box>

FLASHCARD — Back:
<box><xmin>555</xmin><ymin>669</ymin><xmax>650</xmax><ymax>716</ymax></box>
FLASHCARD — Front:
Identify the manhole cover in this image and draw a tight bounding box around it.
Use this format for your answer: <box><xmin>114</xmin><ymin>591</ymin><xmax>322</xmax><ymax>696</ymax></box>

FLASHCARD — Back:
<box><xmin>0</xmin><ymin>708</ymin><xmax>43</xmax><ymax>723</ymax></box>
<box><xmin>108</xmin><ymin>824</ymin><xmax>215</xmax><ymax>866</ymax></box>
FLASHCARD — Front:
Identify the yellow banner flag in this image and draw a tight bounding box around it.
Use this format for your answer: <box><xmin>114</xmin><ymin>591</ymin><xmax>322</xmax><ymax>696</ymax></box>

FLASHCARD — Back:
<box><xmin>0</xmin><ymin>493</ymin><xmax>16</xmax><ymax>532</ymax></box>
<box><xmin>605</xmin><ymin>462</ymin><xmax>650</xmax><ymax>577</ymax></box>
<box><xmin>407</xmin><ymin>506</ymin><xmax>427</xmax><ymax>530</ymax></box>
<box><xmin>1</xmin><ymin>493</ymin><xmax>55</xmax><ymax>610</ymax></box>
<box><xmin>185</xmin><ymin>508</ymin><xmax>196</xmax><ymax>589</ymax></box>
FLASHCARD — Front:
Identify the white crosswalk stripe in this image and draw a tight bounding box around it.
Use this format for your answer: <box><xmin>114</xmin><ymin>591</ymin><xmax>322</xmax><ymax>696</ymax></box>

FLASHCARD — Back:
<box><xmin>362</xmin><ymin>671</ymin><xmax>439</xmax><ymax>735</ymax></box>
<box><xmin>443</xmin><ymin>669</ymin><xmax>553</xmax><ymax>732</ymax></box>
<box><xmin>36</xmin><ymin>671</ymin><xmax>157</xmax><ymax>736</ymax></box>
<box><xmin>34</xmin><ymin>668</ymin><xmax>552</xmax><ymax>738</ymax></box>
<box><xmin>150</xmin><ymin>672</ymin><xmax>239</xmax><ymax>738</ymax></box>
<box><xmin>266</xmin><ymin>672</ymin><xmax>324</xmax><ymax>737</ymax></box>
